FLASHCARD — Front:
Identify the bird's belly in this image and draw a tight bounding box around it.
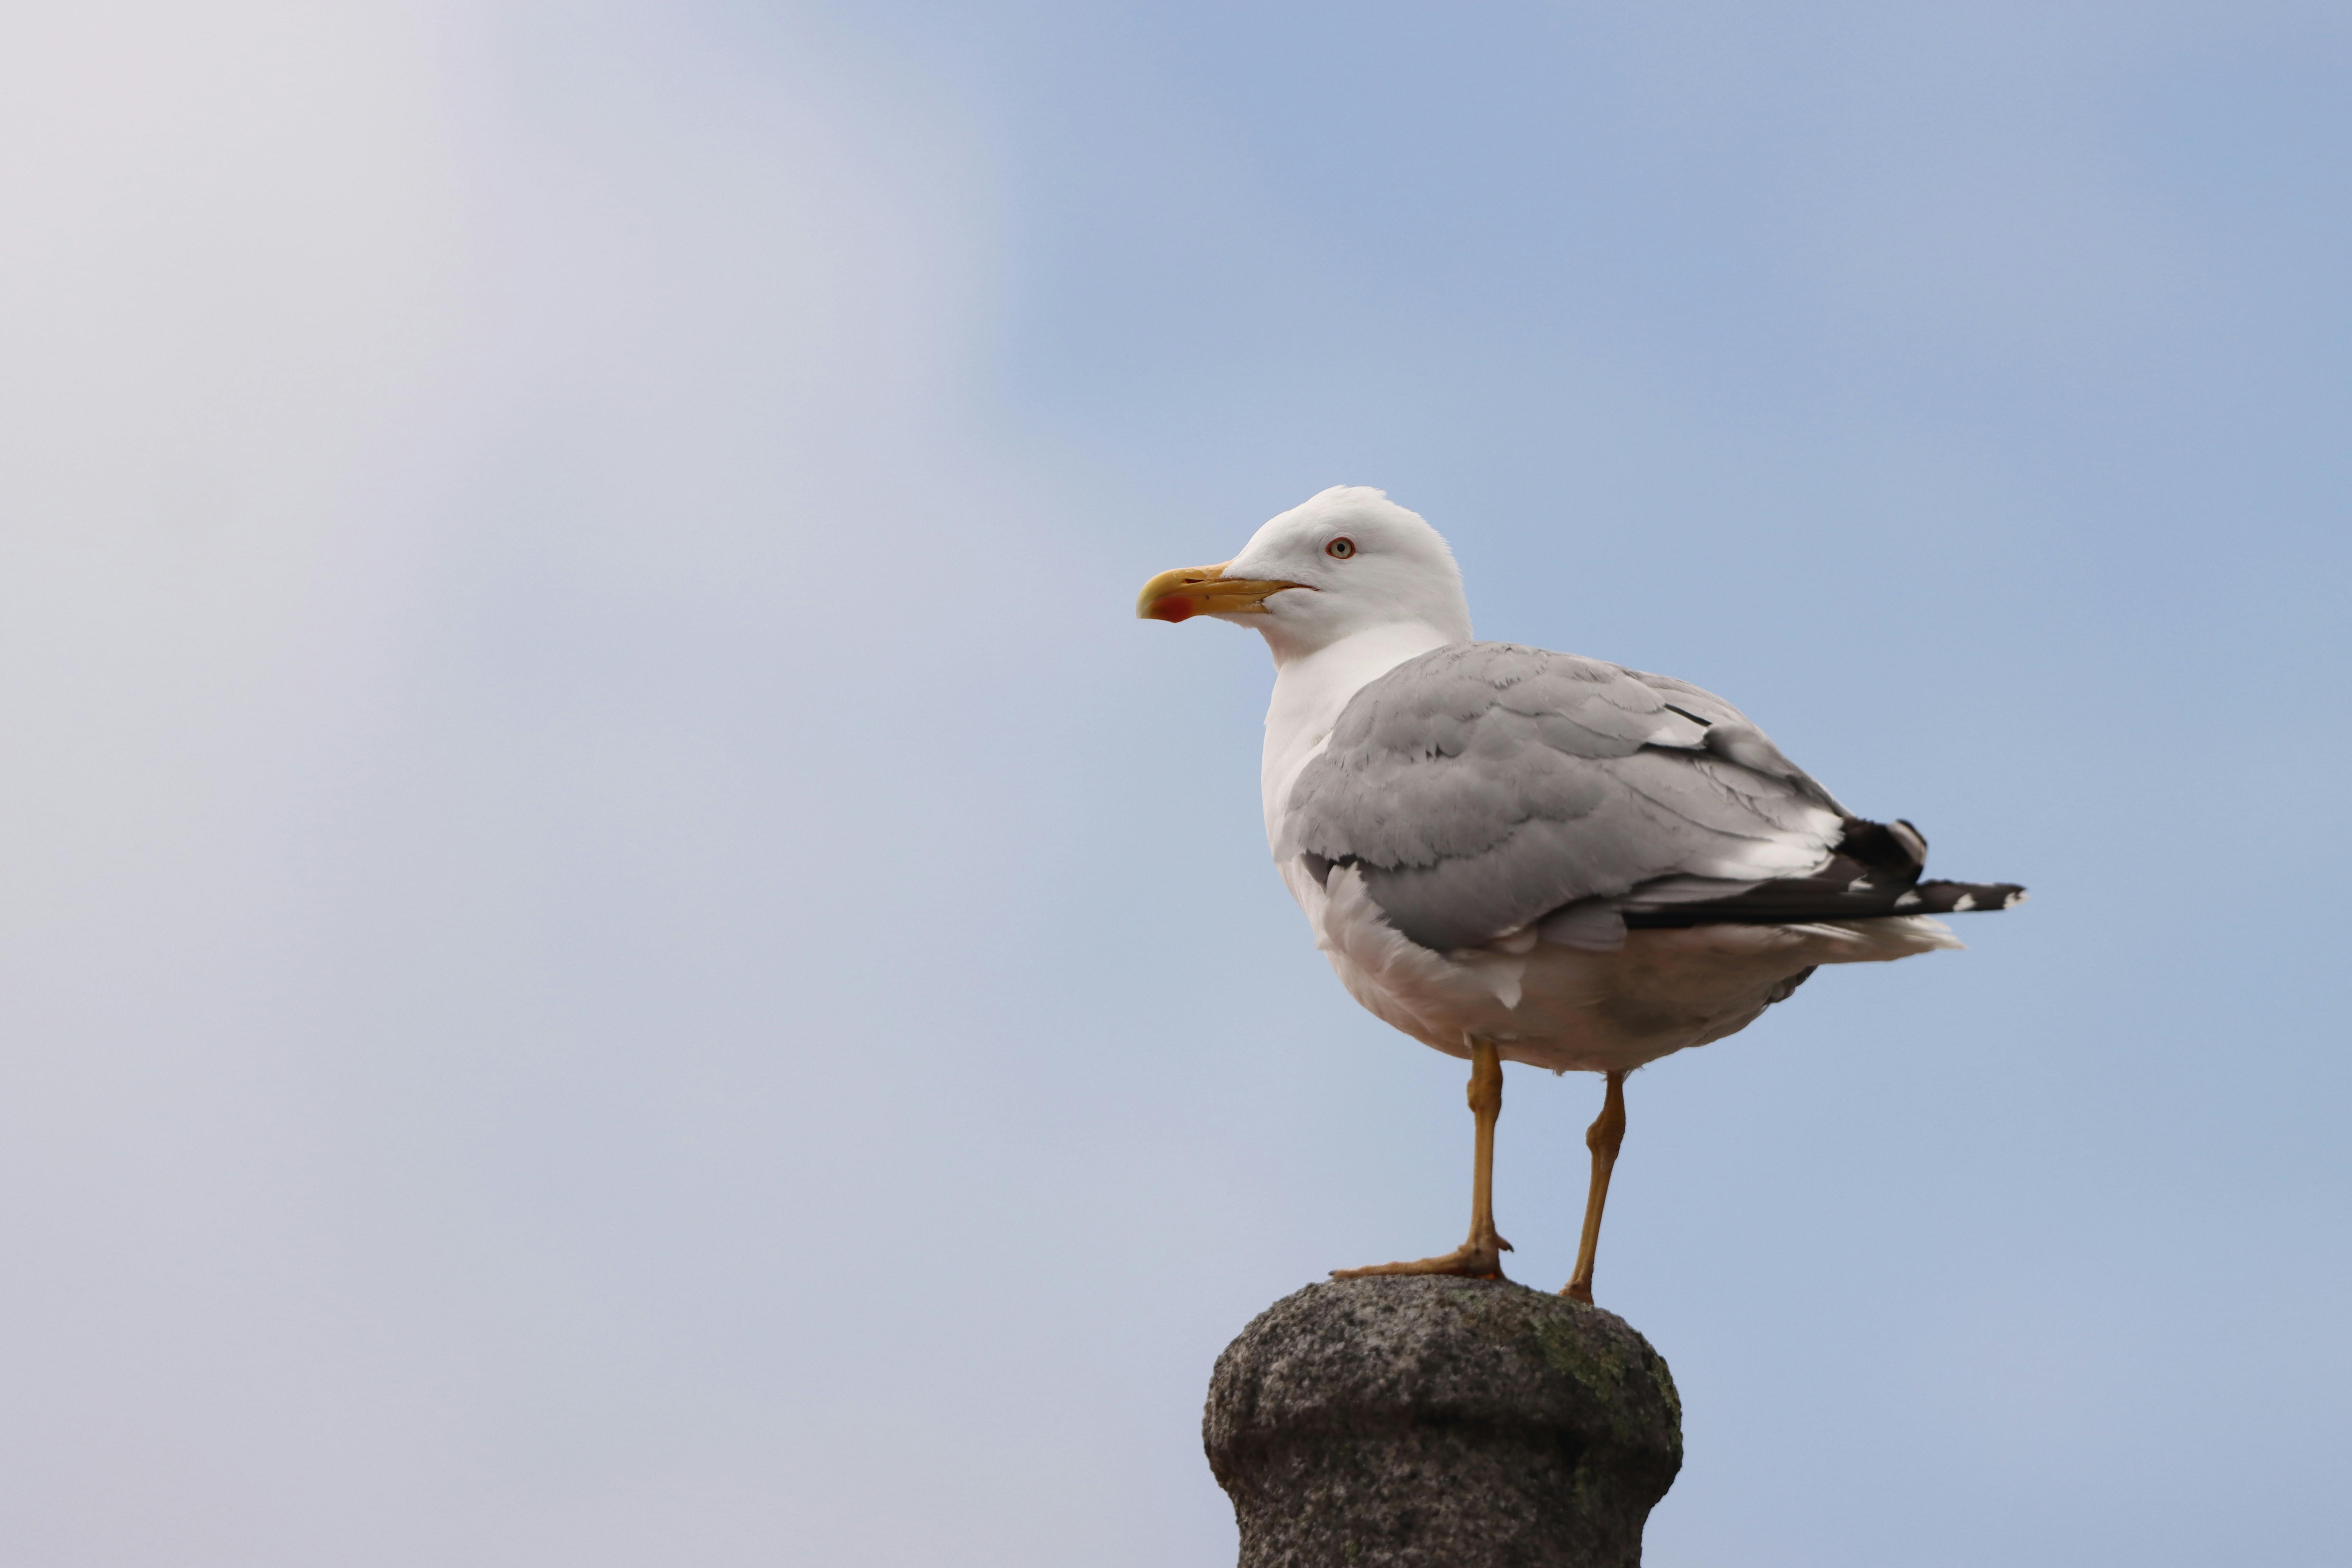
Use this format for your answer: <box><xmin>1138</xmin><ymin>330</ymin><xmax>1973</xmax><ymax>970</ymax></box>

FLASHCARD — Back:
<box><xmin>1305</xmin><ymin>864</ymin><xmax>1956</xmax><ymax>1075</ymax></box>
<box><xmin>1490</xmin><ymin>933</ymin><xmax>1808</xmax><ymax>1072</ymax></box>
<box><xmin>1325</xmin><ymin>931</ymin><xmax>1787</xmax><ymax>1074</ymax></box>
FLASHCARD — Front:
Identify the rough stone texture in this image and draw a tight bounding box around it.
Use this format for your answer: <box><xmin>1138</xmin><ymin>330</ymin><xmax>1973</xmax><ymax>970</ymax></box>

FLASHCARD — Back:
<box><xmin>1205</xmin><ymin>1278</ymin><xmax>1682</xmax><ymax>1568</ymax></box>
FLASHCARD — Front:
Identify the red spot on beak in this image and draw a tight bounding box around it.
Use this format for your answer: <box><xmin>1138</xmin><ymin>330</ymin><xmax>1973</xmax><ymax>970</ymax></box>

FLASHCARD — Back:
<box><xmin>1148</xmin><ymin>597</ymin><xmax>1195</xmax><ymax>623</ymax></box>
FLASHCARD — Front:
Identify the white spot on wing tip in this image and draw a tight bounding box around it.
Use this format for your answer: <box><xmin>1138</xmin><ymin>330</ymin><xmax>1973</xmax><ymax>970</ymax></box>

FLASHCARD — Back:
<box><xmin>1953</xmin><ymin>893</ymin><xmax>1977</xmax><ymax>911</ymax></box>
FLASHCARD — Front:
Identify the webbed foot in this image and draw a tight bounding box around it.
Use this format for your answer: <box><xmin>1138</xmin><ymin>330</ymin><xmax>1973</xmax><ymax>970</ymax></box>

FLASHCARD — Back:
<box><xmin>1332</xmin><ymin>1232</ymin><xmax>1511</xmax><ymax>1281</ymax></box>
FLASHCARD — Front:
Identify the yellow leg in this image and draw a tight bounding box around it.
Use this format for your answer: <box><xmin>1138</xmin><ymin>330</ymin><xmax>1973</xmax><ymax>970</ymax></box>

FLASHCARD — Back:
<box><xmin>1563</xmin><ymin>1070</ymin><xmax>1627</xmax><ymax>1303</ymax></box>
<box><xmin>1333</xmin><ymin>1038</ymin><xmax>1512</xmax><ymax>1280</ymax></box>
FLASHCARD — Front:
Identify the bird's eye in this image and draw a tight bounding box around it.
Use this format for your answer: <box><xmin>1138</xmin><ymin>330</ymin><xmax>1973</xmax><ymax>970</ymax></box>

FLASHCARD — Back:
<box><xmin>1326</xmin><ymin>537</ymin><xmax>1356</xmax><ymax>559</ymax></box>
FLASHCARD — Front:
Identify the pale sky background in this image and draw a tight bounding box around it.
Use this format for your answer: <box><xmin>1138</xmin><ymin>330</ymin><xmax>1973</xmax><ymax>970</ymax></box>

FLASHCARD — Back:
<box><xmin>0</xmin><ymin>3</ymin><xmax>2346</xmax><ymax>1564</ymax></box>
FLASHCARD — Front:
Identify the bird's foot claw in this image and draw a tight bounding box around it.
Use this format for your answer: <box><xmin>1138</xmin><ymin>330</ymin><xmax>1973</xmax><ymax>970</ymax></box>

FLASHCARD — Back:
<box><xmin>1331</xmin><ymin>1234</ymin><xmax>1511</xmax><ymax>1281</ymax></box>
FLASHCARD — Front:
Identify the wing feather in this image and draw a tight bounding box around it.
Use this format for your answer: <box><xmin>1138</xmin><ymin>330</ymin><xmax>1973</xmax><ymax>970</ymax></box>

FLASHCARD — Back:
<box><xmin>1285</xmin><ymin>643</ymin><xmax>1846</xmax><ymax>951</ymax></box>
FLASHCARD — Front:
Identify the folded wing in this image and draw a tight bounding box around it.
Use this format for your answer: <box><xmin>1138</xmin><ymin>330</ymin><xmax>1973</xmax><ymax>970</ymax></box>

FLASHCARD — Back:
<box><xmin>1284</xmin><ymin>643</ymin><xmax>2022</xmax><ymax>953</ymax></box>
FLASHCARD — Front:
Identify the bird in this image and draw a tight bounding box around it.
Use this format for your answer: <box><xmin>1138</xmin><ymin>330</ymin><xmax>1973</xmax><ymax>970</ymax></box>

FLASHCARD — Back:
<box><xmin>1136</xmin><ymin>486</ymin><xmax>2023</xmax><ymax>1302</ymax></box>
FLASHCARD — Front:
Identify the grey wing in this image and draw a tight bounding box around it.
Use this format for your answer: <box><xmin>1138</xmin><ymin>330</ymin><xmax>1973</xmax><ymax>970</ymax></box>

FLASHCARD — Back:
<box><xmin>1611</xmin><ymin>666</ymin><xmax>1849</xmax><ymax>817</ymax></box>
<box><xmin>1283</xmin><ymin>643</ymin><xmax>1849</xmax><ymax>951</ymax></box>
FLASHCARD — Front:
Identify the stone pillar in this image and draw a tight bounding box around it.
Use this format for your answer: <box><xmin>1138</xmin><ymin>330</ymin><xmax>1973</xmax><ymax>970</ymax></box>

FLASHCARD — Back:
<box><xmin>1204</xmin><ymin>1277</ymin><xmax>1682</xmax><ymax>1568</ymax></box>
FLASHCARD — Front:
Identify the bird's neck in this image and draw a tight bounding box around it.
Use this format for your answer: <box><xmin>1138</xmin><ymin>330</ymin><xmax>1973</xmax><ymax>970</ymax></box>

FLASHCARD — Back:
<box><xmin>1259</xmin><ymin>620</ymin><xmax>1460</xmax><ymax>840</ymax></box>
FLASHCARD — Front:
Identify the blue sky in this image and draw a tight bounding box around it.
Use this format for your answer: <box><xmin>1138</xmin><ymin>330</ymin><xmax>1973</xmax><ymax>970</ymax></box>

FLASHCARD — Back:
<box><xmin>0</xmin><ymin>3</ymin><xmax>2345</xmax><ymax>1563</ymax></box>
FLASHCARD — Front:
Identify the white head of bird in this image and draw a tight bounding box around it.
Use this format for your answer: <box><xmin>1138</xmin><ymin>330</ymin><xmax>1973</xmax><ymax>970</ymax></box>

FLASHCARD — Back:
<box><xmin>1136</xmin><ymin>486</ymin><xmax>1473</xmax><ymax>665</ymax></box>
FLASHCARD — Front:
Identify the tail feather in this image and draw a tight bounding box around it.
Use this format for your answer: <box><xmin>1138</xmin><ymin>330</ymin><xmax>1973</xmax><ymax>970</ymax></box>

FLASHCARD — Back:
<box><xmin>1616</xmin><ymin>815</ymin><xmax>2025</xmax><ymax>930</ymax></box>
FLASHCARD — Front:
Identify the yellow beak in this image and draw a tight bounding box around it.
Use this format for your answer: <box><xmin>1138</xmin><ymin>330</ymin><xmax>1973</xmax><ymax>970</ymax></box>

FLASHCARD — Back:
<box><xmin>1135</xmin><ymin>561</ymin><xmax>1305</xmax><ymax>623</ymax></box>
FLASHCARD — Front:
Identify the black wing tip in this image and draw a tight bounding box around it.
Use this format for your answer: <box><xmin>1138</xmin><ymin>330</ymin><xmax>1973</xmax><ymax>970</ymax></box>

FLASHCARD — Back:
<box><xmin>1836</xmin><ymin>816</ymin><xmax>1929</xmax><ymax>877</ymax></box>
<box><xmin>1617</xmin><ymin>873</ymin><xmax>2027</xmax><ymax>929</ymax></box>
<box><xmin>1907</xmin><ymin>880</ymin><xmax>2028</xmax><ymax>914</ymax></box>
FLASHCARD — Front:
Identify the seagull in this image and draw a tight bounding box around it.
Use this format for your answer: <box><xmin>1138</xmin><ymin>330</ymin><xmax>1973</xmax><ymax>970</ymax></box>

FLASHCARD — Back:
<box><xmin>1137</xmin><ymin>487</ymin><xmax>2023</xmax><ymax>1302</ymax></box>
